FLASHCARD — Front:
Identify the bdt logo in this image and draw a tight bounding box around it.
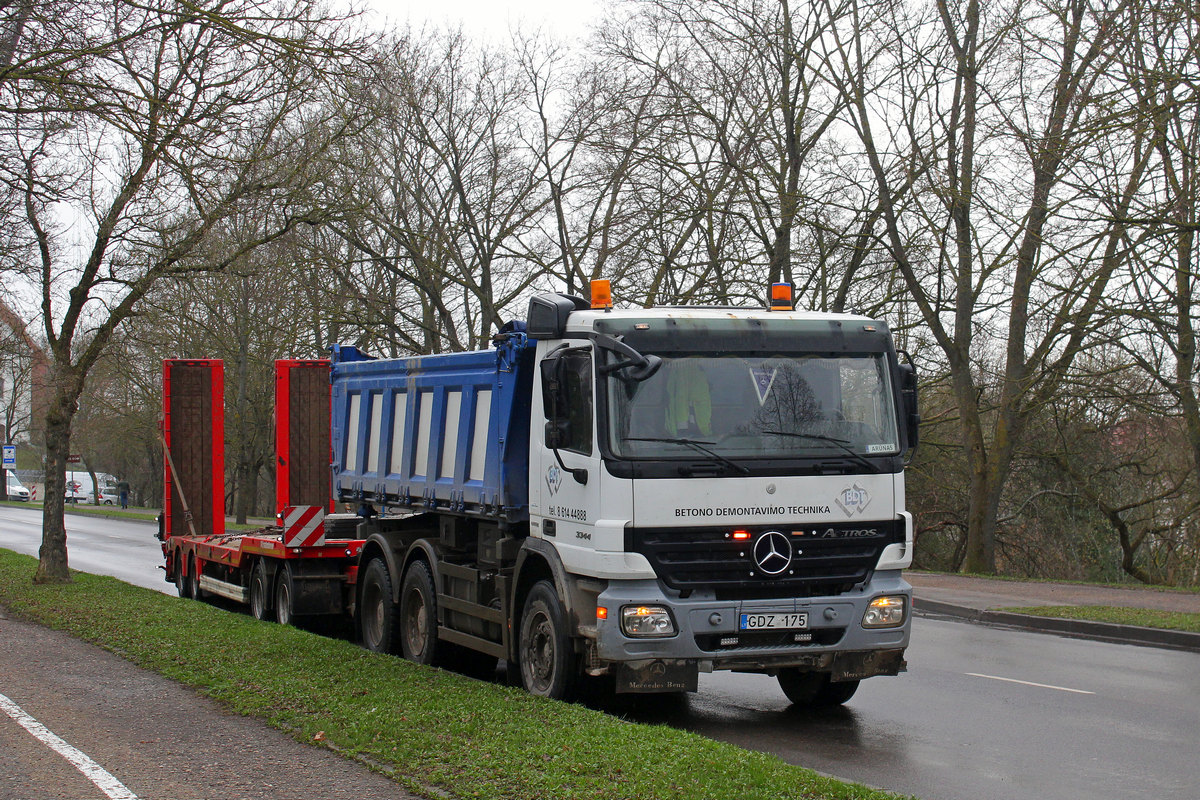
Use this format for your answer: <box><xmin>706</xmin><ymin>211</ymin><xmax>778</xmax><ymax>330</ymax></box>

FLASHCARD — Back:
<box><xmin>546</xmin><ymin>465</ymin><xmax>563</xmax><ymax>496</ymax></box>
<box><xmin>836</xmin><ymin>484</ymin><xmax>871</xmax><ymax>517</ymax></box>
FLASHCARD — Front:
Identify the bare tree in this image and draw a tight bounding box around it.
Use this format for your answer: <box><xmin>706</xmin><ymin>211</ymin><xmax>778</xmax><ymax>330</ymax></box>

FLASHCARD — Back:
<box><xmin>0</xmin><ymin>0</ymin><xmax>364</xmax><ymax>583</ymax></box>
<box><xmin>821</xmin><ymin>0</ymin><xmax>1155</xmax><ymax>572</ymax></box>
<box><xmin>595</xmin><ymin>0</ymin><xmax>858</xmax><ymax>306</ymax></box>
<box><xmin>1117</xmin><ymin>1</ymin><xmax>1200</xmax><ymax>512</ymax></box>
<box><xmin>0</xmin><ymin>299</ymin><xmax>39</xmax><ymax>444</ymax></box>
<box><xmin>318</xmin><ymin>31</ymin><xmax>555</xmax><ymax>354</ymax></box>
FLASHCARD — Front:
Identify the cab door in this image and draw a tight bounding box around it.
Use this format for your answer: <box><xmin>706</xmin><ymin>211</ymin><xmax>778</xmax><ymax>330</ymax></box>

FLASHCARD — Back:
<box><xmin>530</xmin><ymin>344</ymin><xmax>603</xmax><ymax>566</ymax></box>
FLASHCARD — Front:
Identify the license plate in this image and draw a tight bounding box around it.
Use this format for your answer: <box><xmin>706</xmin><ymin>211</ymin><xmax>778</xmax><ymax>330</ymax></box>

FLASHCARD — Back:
<box><xmin>739</xmin><ymin>612</ymin><xmax>809</xmax><ymax>631</ymax></box>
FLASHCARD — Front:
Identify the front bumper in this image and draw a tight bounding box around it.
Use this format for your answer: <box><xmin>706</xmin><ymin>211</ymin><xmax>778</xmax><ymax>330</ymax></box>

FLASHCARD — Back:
<box><xmin>591</xmin><ymin>570</ymin><xmax>910</xmax><ymax>673</ymax></box>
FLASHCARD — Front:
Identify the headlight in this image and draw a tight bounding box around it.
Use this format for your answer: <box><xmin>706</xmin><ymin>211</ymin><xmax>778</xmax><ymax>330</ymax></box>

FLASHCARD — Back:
<box><xmin>862</xmin><ymin>595</ymin><xmax>907</xmax><ymax>628</ymax></box>
<box><xmin>621</xmin><ymin>605</ymin><xmax>677</xmax><ymax>637</ymax></box>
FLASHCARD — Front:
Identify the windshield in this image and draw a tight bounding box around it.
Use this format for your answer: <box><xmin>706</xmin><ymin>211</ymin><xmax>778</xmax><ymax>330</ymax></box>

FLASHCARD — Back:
<box><xmin>607</xmin><ymin>353</ymin><xmax>900</xmax><ymax>460</ymax></box>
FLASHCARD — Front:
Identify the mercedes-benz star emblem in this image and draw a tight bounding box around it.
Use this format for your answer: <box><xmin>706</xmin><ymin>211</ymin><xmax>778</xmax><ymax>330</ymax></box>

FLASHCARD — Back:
<box><xmin>753</xmin><ymin>531</ymin><xmax>792</xmax><ymax>576</ymax></box>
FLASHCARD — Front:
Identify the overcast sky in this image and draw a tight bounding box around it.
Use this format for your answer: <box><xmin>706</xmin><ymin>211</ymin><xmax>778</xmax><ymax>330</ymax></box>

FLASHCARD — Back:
<box><xmin>363</xmin><ymin>0</ymin><xmax>602</xmax><ymax>41</ymax></box>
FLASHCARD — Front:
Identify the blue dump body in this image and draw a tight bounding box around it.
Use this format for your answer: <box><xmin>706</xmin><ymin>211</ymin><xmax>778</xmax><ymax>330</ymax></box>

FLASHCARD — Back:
<box><xmin>330</xmin><ymin>332</ymin><xmax>536</xmax><ymax>524</ymax></box>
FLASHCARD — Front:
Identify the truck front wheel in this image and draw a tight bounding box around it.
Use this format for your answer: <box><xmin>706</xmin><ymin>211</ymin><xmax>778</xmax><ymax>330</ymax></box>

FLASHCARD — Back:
<box><xmin>777</xmin><ymin>669</ymin><xmax>859</xmax><ymax>707</ymax></box>
<box><xmin>360</xmin><ymin>558</ymin><xmax>401</xmax><ymax>654</ymax></box>
<box><xmin>518</xmin><ymin>581</ymin><xmax>577</xmax><ymax>701</ymax></box>
<box><xmin>400</xmin><ymin>560</ymin><xmax>438</xmax><ymax>665</ymax></box>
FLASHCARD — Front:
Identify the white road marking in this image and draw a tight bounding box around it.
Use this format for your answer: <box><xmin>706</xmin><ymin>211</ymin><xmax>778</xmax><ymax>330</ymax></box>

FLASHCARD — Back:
<box><xmin>966</xmin><ymin>672</ymin><xmax>1095</xmax><ymax>695</ymax></box>
<box><xmin>0</xmin><ymin>692</ymin><xmax>140</xmax><ymax>800</ymax></box>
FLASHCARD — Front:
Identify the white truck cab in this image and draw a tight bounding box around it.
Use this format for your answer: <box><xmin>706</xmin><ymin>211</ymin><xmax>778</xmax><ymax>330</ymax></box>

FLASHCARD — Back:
<box><xmin>524</xmin><ymin>284</ymin><xmax>917</xmax><ymax>700</ymax></box>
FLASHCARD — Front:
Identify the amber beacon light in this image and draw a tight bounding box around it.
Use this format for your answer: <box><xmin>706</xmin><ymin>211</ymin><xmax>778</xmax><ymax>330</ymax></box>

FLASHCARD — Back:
<box><xmin>591</xmin><ymin>279</ymin><xmax>613</xmax><ymax>310</ymax></box>
<box><xmin>769</xmin><ymin>282</ymin><xmax>794</xmax><ymax>311</ymax></box>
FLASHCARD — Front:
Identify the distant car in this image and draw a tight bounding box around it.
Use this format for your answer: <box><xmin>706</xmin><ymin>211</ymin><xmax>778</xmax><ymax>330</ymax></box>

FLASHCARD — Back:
<box><xmin>94</xmin><ymin>488</ymin><xmax>120</xmax><ymax>505</ymax></box>
<box><xmin>6</xmin><ymin>475</ymin><xmax>31</xmax><ymax>502</ymax></box>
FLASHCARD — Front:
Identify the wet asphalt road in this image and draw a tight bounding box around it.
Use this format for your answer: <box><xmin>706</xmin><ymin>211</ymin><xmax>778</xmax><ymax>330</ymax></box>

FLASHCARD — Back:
<box><xmin>0</xmin><ymin>504</ymin><xmax>169</xmax><ymax>594</ymax></box>
<box><xmin>600</xmin><ymin>617</ymin><xmax>1200</xmax><ymax>800</ymax></box>
<box><xmin>3</xmin><ymin>504</ymin><xmax>1199</xmax><ymax>800</ymax></box>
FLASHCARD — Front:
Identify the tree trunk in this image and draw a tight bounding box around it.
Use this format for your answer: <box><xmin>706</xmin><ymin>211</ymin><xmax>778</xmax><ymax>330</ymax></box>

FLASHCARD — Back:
<box><xmin>961</xmin><ymin>415</ymin><xmax>996</xmax><ymax>573</ymax></box>
<box><xmin>235</xmin><ymin>457</ymin><xmax>257</xmax><ymax>525</ymax></box>
<box><xmin>1173</xmin><ymin>226</ymin><xmax>1200</xmax><ymax>503</ymax></box>
<box><xmin>34</xmin><ymin>393</ymin><xmax>75</xmax><ymax>584</ymax></box>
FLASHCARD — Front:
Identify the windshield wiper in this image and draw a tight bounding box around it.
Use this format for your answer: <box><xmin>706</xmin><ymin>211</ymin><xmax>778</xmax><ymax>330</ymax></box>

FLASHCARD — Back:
<box><xmin>762</xmin><ymin>431</ymin><xmax>878</xmax><ymax>472</ymax></box>
<box><xmin>622</xmin><ymin>437</ymin><xmax>751</xmax><ymax>475</ymax></box>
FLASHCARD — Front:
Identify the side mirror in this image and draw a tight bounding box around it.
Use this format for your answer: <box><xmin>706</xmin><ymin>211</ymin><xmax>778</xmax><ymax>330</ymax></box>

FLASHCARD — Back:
<box><xmin>897</xmin><ymin>357</ymin><xmax>919</xmax><ymax>450</ymax></box>
<box><xmin>544</xmin><ymin>417</ymin><xmax>588</xmax><ymax>485</ymax></box>
<box><xmin>538</xmin><ymin>348</ymin><xmax>589</xmax><ymax>486</ymax></box>
<box><xmin>539</xmin><ymin>353</ymin><xmax>565</xmax><ymax>420</ymax></box>
<box><xmin>544</xmin><ymin>419</ymin><xmax>567</xmax><ymax>450</ymax></box>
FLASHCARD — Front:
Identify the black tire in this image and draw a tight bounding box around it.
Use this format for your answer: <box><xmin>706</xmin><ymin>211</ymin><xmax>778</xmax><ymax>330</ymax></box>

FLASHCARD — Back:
<box><xmin>274</xmin><ymin>562</ymin><xmax>297</xmax><ymax>626</ymax></box>
<box><xmin>778</xmin><ymin>669</ymin><xmax>860</xmax><ymax>707</ymax></box>
<box><xmin>249</xmin><ymin>560</ymin><xmax>271</xmax><ymax>621</ymax></box>
<box><xmin>400</xmin><ymin>560</ymin><xmax>439</xmax><ymax>665</ymax></box>
<box><xmin>174</xmin><ymin>550</ymin><xmax>188</xmax><ymax>598</ymax></box>
<box><xmin>518</xmin><ymin>580</ymin><xmax>578</xmax><ymax>700</ymax></box>
<box><xmin>360</xmin><ymin>558</ymin><xmax>401</xmax><ymax>654</ymax></box>
<box><xmin>190</xmin><ymin>555</ymin><xmax>206</xmax><ymax>600</ymax></box>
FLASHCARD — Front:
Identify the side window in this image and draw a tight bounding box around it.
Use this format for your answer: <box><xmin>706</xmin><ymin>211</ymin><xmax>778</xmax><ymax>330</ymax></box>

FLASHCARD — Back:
<box><xmin>561</xmin><ymin>351</ymin><xmax>593</xmax><ymax>454</ymax></box>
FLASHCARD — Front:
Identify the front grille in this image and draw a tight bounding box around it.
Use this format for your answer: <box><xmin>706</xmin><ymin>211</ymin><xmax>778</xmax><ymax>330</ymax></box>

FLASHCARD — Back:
<box><xmin>627</xmin><ymin>519</ymin><xmax>902</xmax><ymax>599</ymax></box>
<box><xmin>695</xmin><ymin>628</ymin><xmax>846</xmax><ymax>652</ymax></box>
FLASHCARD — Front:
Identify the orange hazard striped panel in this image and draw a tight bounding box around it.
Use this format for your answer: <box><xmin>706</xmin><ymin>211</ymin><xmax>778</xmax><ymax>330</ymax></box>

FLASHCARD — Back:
<box><xmin>282</xmin><ymin>505</ymin><xmax>326</xmax><ymax>548</ymax></box>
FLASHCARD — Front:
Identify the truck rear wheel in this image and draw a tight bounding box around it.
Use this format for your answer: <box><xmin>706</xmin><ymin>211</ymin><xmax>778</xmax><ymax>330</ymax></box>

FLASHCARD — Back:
<box><xmin>249</xmin><ymin>560</ymin><xmax>271</xmax><ymax>621</ymax></box>
<box><xmin>400</xmin><ymin>560</ymin><xmax>438</xmax><ymax>665</ymax></box>
<box><xmin>360</xmin><ymin>558</ymin><xmax>400</xmax><ymax>654</ymax></box>
<box><xmin>518</xmin><ymin>581</ymin><xmax>577</xmax><ymax>701</ymax></box>
<box><xmin>777</xmin><ymin>669</ymin><xmax>860</xmax><ymax>707</ymax></box>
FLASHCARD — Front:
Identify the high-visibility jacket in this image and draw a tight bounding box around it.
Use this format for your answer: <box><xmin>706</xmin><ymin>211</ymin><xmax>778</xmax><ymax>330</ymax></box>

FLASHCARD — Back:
<box><xmin>664</xmin><ymin>361</ymin><xmax>711</xmax><ymax>436</ymax></box>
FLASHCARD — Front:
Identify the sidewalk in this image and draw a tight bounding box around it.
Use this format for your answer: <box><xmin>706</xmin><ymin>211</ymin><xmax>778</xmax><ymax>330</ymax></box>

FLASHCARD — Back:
<box><xmin>909</xmin><ymin>571</ymin><xmax>1200</xmax><ymax>652</ymax></box>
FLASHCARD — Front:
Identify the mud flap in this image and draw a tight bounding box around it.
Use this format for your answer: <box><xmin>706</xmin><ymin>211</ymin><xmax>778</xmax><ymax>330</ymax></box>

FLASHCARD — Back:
<box><xmin>830</xmin><ymin>648</ymin><xmax>907</xmax><ymax>682</ymax></box>
<box><xmin>292</xmin><ymin>575</ymin><xmax>345</xmax><ymax>616</ymax></box>
<box><xmin>615</xmin><ymin>659</ymin><xmax>699</xmax><ymax>693</ymax></box>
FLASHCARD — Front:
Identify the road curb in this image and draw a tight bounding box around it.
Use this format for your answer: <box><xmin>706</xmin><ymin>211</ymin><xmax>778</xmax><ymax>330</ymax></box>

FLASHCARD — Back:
<box><xmin>914</xmin><ymin>597</ymin><xmax>1200</xmax><ymax>653</ymax></box>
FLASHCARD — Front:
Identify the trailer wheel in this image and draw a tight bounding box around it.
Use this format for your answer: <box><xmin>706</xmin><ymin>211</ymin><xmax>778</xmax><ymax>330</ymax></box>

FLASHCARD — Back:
<box><xmin>360</xmin><ymin>558</ymin><xmax>400</xmax><ymax>654</ymax></box>
<box><xmin>191</xmin><ymin>555</ymin><xmax>206</xmax><ymax>601</ymax></box>
<box><xmin>174</xmin><ymin>550</ymin><xmax>188</xmax><ymax>598</ymax></box>
<box><xmin>274</xmin><ymin>562</ymin><xmax>298</xmax><ymax>626</ymax></box>
<box><xmin>518</xmin><ymin>581</ymin><xmax>577</xmax><ymax>700</ymax></box>
<box><xmin>400</xmin><ymin>560</ymin><xmax>439</xmax><ymax>665</ymax></box>
<box><xmin>249</xmin><ymin>560</ymin><xmax>271</xmax><ymax>621</ymax></box>
<box><xmin>777</xmin><ymin>669</ymin><xmax>860</xmax><ymax>707</ymax></box>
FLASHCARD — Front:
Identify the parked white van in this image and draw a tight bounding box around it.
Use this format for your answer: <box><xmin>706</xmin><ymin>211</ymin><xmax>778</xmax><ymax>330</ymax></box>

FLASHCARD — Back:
<box><xmin>65</xmin><ymin>471</ymin><xmax>118</xmax><ymax>504</ymax></box>
<box><xmin>5</xmin><ymin>473</ymin><xmax>31</xmax><ymax>501</ymax></box>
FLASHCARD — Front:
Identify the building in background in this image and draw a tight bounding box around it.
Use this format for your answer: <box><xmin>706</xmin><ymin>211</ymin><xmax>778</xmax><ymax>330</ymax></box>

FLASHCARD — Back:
<box><xmin>0</xmin><ymin>300</ymin><xmax>49</xmax><ymax>448</ymax></box>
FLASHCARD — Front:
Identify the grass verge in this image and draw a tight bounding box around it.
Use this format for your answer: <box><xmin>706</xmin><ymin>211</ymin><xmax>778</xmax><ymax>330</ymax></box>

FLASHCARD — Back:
<box><xmin>0</xmin><ymin>499</ymin><xmax>266</xmax><ymax>531</ymax></box>
<box><xmin>0</xmin><ymin>549</ymin><xmax>910</xmax><ymax>800</ymax></box>
<box><xmin>1003</xmin><ymin>605</ymin><xmax>1200</xmax><ymax>633</ymax></box>
<box><xmin>909</xmin><ymin>569</ymin><xmax>1200</xmax><ymax>595</ymax></box>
